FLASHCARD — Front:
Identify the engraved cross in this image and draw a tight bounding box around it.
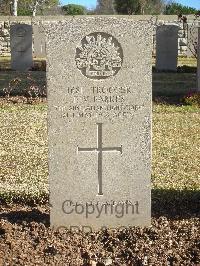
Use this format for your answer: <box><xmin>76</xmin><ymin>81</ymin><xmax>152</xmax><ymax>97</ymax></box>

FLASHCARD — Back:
<box><xmin>78</xmin><ymin>123</ymin><xmax>122</xmax><ymax>195</ymax></box>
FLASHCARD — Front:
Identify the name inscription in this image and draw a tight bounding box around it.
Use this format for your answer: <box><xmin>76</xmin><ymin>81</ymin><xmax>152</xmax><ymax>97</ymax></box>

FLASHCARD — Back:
<box><xmin>54</xmin><ymin>85</ymin><xmax>144</xmax><ymax>120</ymax></box>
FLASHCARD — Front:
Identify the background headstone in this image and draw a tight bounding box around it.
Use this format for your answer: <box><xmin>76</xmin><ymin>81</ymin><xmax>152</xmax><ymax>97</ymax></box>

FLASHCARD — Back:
<box><xmin>156</xmin><ymin>25</ymin><xmax>179</xmax><ymax>71</ymax></box>
<box><xmin>33</xmin><ymin>24</ymin><xmax>46</xmax><ymax>58</ymax></box>
<box><xmin>187</xmin><ymin>24</ymin><xmax>198</xmax><ymax>57</ymax></box>
<box><xmin>46</xmin><ymin>17</ymin><xmax>152</xmax><ymax>230</ymax></box>
<box><xmin>10</xmin><ymin>24</ymin><xmax>33</xmax><ymax>71</ymax></box>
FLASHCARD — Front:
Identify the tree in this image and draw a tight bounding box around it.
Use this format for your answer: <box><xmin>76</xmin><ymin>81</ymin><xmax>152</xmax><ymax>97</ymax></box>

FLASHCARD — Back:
<box><xmin>29</xmin><ymin>0</ymin><xmax>57</xmax><ymax>16</ymax></box>
<box><xmin>30</xmin><ymin>0</ymin><xmax>45</xmax><ymax>16</ymax></box>
<box><xmin>144</xmin><ymin>0</ymin><xmax>165</xmax><ymax>14</ymax></box>
<box><xmin>13</xmin><ymin>0</ymin><xmax>18</xmax><ymax>15</ymax></box>
<box><xmin>0</xmin><ymin>0</ymin><xmax>20</xmax><ymax>15</ymax></box>
<box><xmin>96</xmin><ymin>0</ymin><xmax>115</xmax><ymax>14</ymax></box>
<box><xmin>0</xmin><ymin>0</ymin><xmax>12</xmax><ymax>15</ymax></box>
<box><xmin>62</xmin><ymin>4</ymin><xmax>86</xmax><ymax>15</ymax></box>
<box><xmin>18</xmin><ymin>5</ymin><xmax>32</xmax><ymax>15</ymax></box>
<box><xmin>114</xmin><ymin>0</ymin><xmax>140</xmax><ymax>14</ymax></box>
<box><xmin>16</xmin><ymin>0</ymin><xmax>59</xmax><ymax>16</ymax></box>
<box><xmin>114</xmin><ymin>0</ymin><xmax>165</xmax><ymax>15</ymax></box>
<box><xmin>164</xmin><ymin>2</ymin><xmax>197</xmax><ymax>15</ymax></box>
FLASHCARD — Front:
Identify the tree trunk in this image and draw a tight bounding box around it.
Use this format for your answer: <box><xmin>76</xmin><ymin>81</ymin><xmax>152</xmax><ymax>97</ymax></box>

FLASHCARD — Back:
<box><xmin>32</xmin><ymin>3</ymin><xmax>38</xmax><ymax>16</ymax></box>
<box><xmin>13</xmin><ymin>0</ymin><xmax>18</xmax><ymax>16</ymax></box>
<box><xmin>32</xmin><ymin>8</ymin><xmax>36</xmax><ymax>16</ymax></box>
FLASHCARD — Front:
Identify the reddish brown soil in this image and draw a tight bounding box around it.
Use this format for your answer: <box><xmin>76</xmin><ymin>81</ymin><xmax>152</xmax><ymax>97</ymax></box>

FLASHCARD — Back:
<box><xmin>0</xmin><ymin>203</ymin><xmax>199</xmax><ymax>266</ymax></box>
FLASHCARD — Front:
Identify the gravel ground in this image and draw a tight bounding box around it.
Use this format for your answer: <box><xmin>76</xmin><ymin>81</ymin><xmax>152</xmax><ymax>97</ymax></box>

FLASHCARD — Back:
<box><xmin>0</xmin><ymin>203</ymin><xmax>199</xmax><ymax>266</ymax></box>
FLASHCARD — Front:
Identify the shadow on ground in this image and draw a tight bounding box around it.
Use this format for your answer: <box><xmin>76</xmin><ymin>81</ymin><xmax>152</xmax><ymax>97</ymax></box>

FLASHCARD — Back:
<box><xmin>0</xmin><ymin>207</ymin><xmax>50</xmax><ymax>226</ymax></box>
<box><xmin>0</xmin><ymin>189</ymin><xmax>199</xmax><ymax>227</ymax></box>
<box><xmin>152</xmin><ymin>189</ymin><xmax>200</xmax><ymax>219</ymax></box>
<box><xmin>0</xmin><ymin>70</ymin><xmax>198</xmax><ymax>105</ymax></box>
<box><xmin>153</xmin><ymin>72</ymin><xmax>197</xmax><ymax>105</ymax></box>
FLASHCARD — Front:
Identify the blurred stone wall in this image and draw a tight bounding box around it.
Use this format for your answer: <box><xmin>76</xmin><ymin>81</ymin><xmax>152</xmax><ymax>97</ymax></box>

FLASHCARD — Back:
<box><xmin>0</xmin><ymin>15</ymin><xmax>199</xmax><ymax>57</ymax></box>
<box><xmin>0</xmin><ymin>20</ymin><xmax>11</xmax><ymax>56</ymax></box>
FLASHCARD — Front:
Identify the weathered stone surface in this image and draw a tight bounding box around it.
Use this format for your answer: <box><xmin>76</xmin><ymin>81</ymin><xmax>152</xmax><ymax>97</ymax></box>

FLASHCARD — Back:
<box><xmin>33</xmin><ymin>24</ymin><xmax>46</xmax><ymax>58</ymax></box>
<box><xmin>10</xmin><ymin>24</ymin><xmax>33</xmax><ymax>71</ymax></box>
<box><xmin>187</xmin><ymin>24</ymin><xmax>198</xmax><ymax>57</ymax></box>
<box><xmin>0</xmin><ymin>16</ymin><xmax>197</xmax><ymax>57</ymax></box>
<box><xmin>197</xmin><ymin>27</ymin><xmax>200</xmax><ymax>91</ymax></box>
<box><xmin>46</xmin><ymin>17</ymin><xmax>152</xmax><ymax>230</ymax></box>
<box><xmin>156</xmin><ymin>25</ymin><xmax>179</xmax><ymax>71</ymax></box>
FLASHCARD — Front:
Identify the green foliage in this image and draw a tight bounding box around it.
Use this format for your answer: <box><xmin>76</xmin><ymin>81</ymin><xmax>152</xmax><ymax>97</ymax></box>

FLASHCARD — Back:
<box><xmin>114</xmin><ymin>0</ymin><xmax>140</xmax><ymax>14</ymax></box>
<box><xmin>145</xmin><ymin>0</ymin><xmax>165</xmax><ymax>15</ymax></box>
<box><xmin>40</xmin><ymin>0</ymin><xmax>60</xmax><ymax>11</ymax></box>
<box><xmin>18</xmin><ymin>8</ymin><xmax>32</xmax><ymax>16</ymax></box>
<box><xmin>164</xmin><ymin>2</ymin><xmax>197</xmax><ymax>15</ymax></box>
<box><xmin>0</xmin><ymin>0</ymin><xmax>11</xmax><ymax>15</ymax></box>
<box><xmin>62</xmin><ymin>4</ymin><xmax>86</xmax><ymax>15</ymax></box>
<box><xmin>17</xmin><ymin>0</ymin><xmax>59</xmax><ymax>16</ymax></box>
<box><xmin>182</xmin><ymin>91</ymin><xmax>200</xmax><ymax>107</ymax></box>
<box><xmin>114</xmin><ymin>0</ymin><xmax>164</xmax><ymax>15</ymax></box>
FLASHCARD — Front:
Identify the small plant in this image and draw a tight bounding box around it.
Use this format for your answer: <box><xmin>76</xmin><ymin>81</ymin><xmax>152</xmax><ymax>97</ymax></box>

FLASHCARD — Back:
<box><xmin>182</xmin><ymin>90</ymin><xmax>200</xmax><ymax>107</ymax></box>
<box><xmin>3</xmin><ymin>77</ymin><xmax>21</xmax><ymax>98</ymax></box>
<box><xmin>26</xmin><ymin>73</ymin><xmax>47</xmax><ymax>99</ymax></box>
<box><xmin>2</xmin><ymin>73</ymin><xmax>46</xmax><ymax>104</ymax></box>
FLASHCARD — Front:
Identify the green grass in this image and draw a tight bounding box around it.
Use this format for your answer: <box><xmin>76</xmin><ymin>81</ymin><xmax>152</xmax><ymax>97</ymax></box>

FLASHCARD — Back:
<box><xmin>153</xmin><ymin>104</ymin><xmax>200</xmax><ymax>191</ymax></box>
<box><xmin>0</xmin><ymin>103</ymin><xmax>48</xmax><ymax>202</ymax></box>
<box><xmin>153</xmin><ymin>73</ymin><xmax>197</xmax><ymax>104</ymax></box>
<box><xmin>0</xmin><ymin>57</ymin><xmax>46</xmax><ymax>70</ymax></box>
<box><xmin>178</xmin><ymin>57</ymin><xmax>197</xmax><ymax>67</ymax></box>
<box><xmin>152</xmin><ymin>56</ymin><xmax>197</xmax><ymax>67</ymax></box>
<box><xmin>0</xmin><ymin>103</ymin><xmax>199</xmax><ymax>203</ymax></box>
<box><xmin>1</xmin><ymin>56</ymin><xmax>196</xmax><ymax>72</ymax></box>
<box><xmin>0</xmin><ymin>72</ymin><xmax>197</xmax><ymax>103</ymax></box>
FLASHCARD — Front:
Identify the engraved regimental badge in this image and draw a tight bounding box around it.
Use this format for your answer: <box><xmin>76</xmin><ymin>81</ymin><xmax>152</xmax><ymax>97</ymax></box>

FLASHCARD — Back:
<box><xmin>75</xmin><ymin>32</ymin><xmax>123</xmax><ymax>80</ymax></box>
<box><xmin>16</xmin><ymin>26</ymin><xmax>27</xmax><ymax>37</ymax></box>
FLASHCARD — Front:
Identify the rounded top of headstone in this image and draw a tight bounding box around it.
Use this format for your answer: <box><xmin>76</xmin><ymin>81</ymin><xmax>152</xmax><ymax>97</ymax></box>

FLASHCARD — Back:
<box><xmin>16</xmin><ymin>26</ymin><xmax>27</xmax><ymax>37</ymax></box>
<box><xmin>75</xmin><ymin>32</ymin><xmax>123</xmax><ymax>80</ymax></box>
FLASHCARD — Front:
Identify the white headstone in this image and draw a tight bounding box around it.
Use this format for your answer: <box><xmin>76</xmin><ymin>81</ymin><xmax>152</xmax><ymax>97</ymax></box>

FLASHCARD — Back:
<box><xmin>46</xmin><ymin>17</ymin><xmax>152</xmax><ymax>231</ymax></box>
